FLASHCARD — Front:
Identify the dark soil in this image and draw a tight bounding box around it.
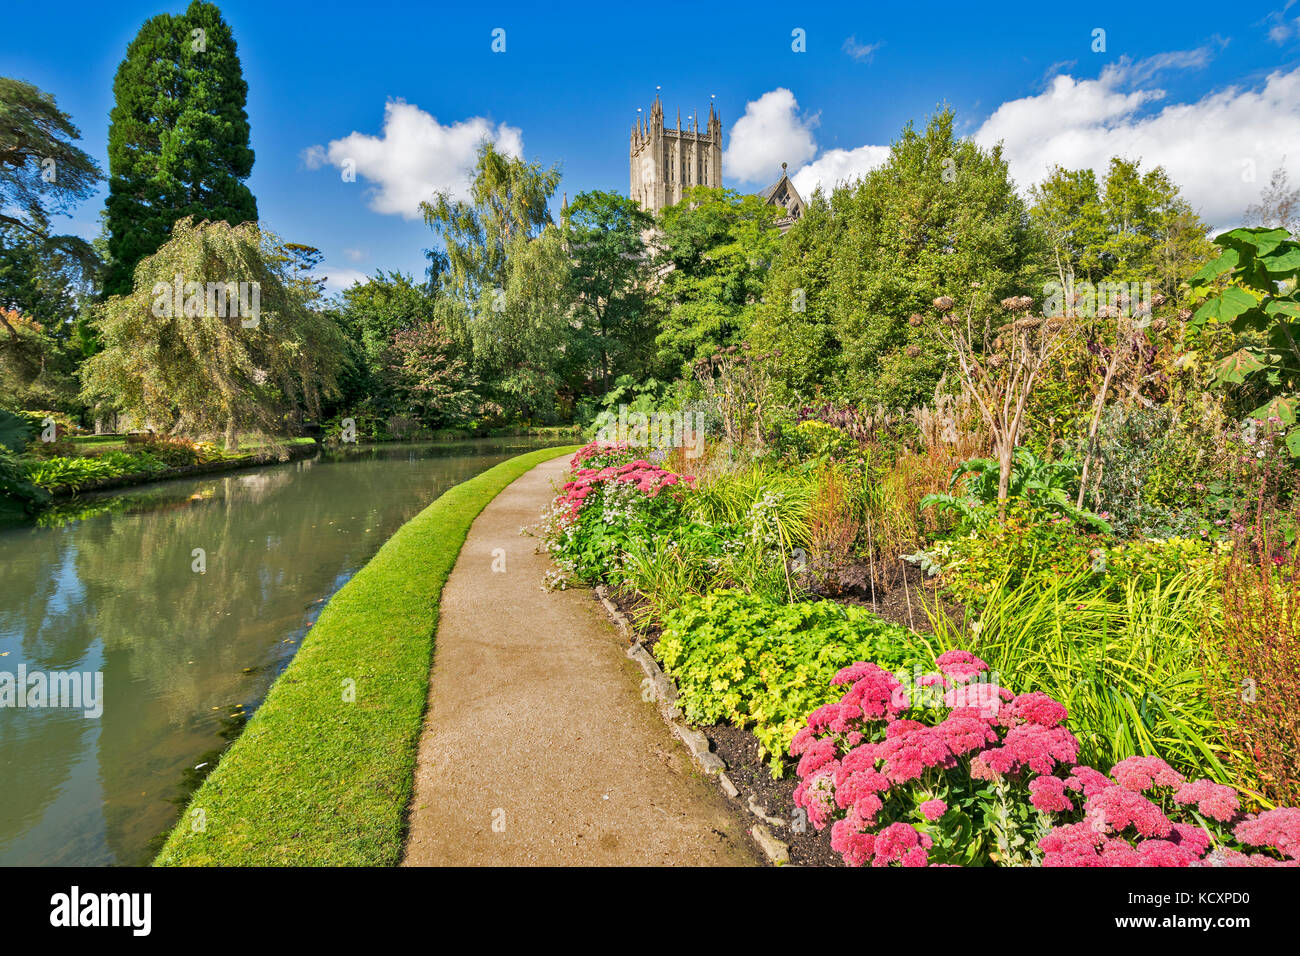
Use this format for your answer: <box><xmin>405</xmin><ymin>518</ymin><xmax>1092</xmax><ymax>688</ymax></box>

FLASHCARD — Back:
<box><xmin>607</xmin><ymin>586</ymin><xmax>664</xmax><ymax>653</ymax></box>
<box><xmin>812</xmin><ymin>560</ymin><xmax>966</xmax><ymax>635</ymax></box>
<box><xmin>702</xmin><ymin>723</ymin><xmax>843</xmax><ymax>867</ymax></box>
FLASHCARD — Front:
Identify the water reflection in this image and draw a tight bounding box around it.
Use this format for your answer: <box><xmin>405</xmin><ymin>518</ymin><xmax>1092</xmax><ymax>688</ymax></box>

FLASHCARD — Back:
<box><xmin>0</xmin><ymin>440</ymin><xmax>557</xmax><ymax>865</ymax></box>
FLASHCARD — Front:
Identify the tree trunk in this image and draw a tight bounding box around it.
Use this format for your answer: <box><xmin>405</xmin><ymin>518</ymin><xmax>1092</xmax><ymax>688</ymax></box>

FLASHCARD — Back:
<box><xmin>997</xmin><ymin>438</ymin><xmax>1013</xmax><ymax>521</ymax></box>
<box><xmin>1077</xmin><ymin>351</ymin><xmax>1120</xmax><ymax>509</ymax></box>
<box><xmin>224</xmin><ymin>418</ymin><xmax>238</xmax><ymax>453</ymax></box>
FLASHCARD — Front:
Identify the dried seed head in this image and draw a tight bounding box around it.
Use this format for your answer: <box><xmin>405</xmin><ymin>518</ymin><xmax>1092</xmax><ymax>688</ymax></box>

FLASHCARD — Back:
<box><xmin>909</xmin><ymin>313</ymin><xmax>924</xmax><ymax>327</ymax></box>
<box><xmin>1150</xmin><ymin>317</ymin><xmax>1168</xmax><ymax>332</ymax></box>
<box><xmin>988</xmin><ymin>354</ymin><xmax>1006</xmax><ymax>369</ymax></box>
<box><xmin>1177</xmin><ymin>308</ymin><xmax>1192</xmax><ymax>322</ymax></box>
<box><xmin>1152</xmin><ymin>292</ymin><xmax>1168</xmax><ymax>308</ymax></box>
<box><xmin>933</xmin><ymin>295</ymin><xmax>955</xmax><ymax>312</ymax></box>
<box><xmin>906</xmin><ymin>344</ymin><xmax>922</xmax><ymax>358</ymax></box>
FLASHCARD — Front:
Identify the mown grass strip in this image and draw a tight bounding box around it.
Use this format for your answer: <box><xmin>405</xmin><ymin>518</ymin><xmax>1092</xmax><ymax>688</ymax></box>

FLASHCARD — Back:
<box><xmin>155</xmin><ymin>445</ymin><xmax>578</xmax><ymax>866</ymax></box>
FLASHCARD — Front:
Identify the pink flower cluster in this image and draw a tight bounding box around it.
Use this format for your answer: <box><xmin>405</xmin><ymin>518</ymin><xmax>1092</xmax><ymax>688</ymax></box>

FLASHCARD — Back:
<box><xmin>553</xmin><ymin>459</ymin><xmax>694</xmax><ymax>525</ymax></box>
<box><xmin>791</xmin><ymin>652</ymin><xmax>1080</xmax><ymax>867</ymax></box>
<box><xmin>1036</xmin><ymin>755</ymin><xmax>1299</xmax><ymax>867</ymax></box>
<box><xmin>570</xmin><ymin>440</ymin><xmax>634</xmax><ymax>470</ymax></box>
<box><xmin>791</xmin><ymin>652</ymin><xmax>1300</xmax><ymax>868</ymax></box>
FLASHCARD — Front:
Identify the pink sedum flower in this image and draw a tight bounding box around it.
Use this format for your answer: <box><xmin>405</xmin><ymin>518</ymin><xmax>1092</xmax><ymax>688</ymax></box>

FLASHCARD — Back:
<box><xmin>1009</xmin><ymin>691</ymin><xmax>1069</xmax><ymax>728</ymax></box>
<box><xmin>1029</xmin><ymin>775</ymin><xmax>1075</xmax><ymax>814</ymax></box>
<box><xmin>1172</xmin><ymin>779</ymin><xmax>1240</xmax><ymax>823</ymax></box>
<box><xmin>1085</xmin><ymin>785</ymin><xmax>1173</xmax><ymax>839</ymax></box>
<box><xmin>919</xmin><ymin>799</ymin><xmax>948</xmax><ymax>821</ymax></box>
<box><xmin>1233</xmin><ymin>808</ymin><xmax>1300</xmax><ymax>860</ymax></box>
<box><xmin>934</xmin><ymin>650</ymin><xmax>989</xmax><ymax>684</ymax></box>
<box><xmin>1110</xmin><ymin>755</ymin><xmax>1185</xmax><ymax>793</ymax></box>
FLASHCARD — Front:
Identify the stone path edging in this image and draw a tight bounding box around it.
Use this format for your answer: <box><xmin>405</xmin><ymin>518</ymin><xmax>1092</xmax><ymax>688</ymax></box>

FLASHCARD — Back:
<box><xmin>594</xmin><ymin>584</ymin><xmax>792</xmax><ymax>866</ymax></box>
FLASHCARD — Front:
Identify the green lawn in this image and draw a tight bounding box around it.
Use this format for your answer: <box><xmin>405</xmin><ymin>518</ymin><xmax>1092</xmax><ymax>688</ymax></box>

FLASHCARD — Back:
<box><xmin>154</xmin><ymin>444</ymin><xmax>578</xmax><ymax>866</ymax></box>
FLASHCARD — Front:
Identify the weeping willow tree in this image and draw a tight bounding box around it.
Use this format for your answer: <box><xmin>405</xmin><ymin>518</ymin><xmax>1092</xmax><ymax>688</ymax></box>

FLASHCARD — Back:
<box><xmin>81</xmin><ymin>217</ymin><xmax>345</xmax><ymax>448</ymax></box>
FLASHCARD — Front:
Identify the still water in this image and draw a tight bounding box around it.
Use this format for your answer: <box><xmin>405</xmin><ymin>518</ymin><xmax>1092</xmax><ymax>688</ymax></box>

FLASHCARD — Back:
<box><xmin>0</xmin><ymin>439</ymin><xmax>562</xmax><ymax>865</ymax></box>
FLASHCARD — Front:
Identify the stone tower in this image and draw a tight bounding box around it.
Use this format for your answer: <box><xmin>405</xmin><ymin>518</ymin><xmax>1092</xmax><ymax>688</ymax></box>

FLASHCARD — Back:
<box><xmin>630</xmin><ymin>95</ymin><xmax>723</xmax><ymax>215</ymax></box>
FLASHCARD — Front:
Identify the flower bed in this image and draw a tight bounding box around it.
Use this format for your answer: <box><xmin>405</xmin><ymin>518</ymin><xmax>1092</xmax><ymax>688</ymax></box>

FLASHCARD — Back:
<box><xmin>791</xmin><ymin>651</ymin><xmax>1300</xmax><ymax>867</ymax></box>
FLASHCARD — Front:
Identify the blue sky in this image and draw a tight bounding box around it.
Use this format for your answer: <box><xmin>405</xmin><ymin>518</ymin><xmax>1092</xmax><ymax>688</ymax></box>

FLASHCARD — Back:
<box><xmin>4</xmin><ymin>0</ymin><xmax>1300</xmax><ymax>291</ymax></box>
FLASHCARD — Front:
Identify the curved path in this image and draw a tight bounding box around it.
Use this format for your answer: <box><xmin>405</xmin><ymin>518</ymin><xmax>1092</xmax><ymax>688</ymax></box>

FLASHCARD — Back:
<box><xmin>402</xmin><ymin>454</ymin><xmax>757</xmax><ymax>866</ymax></box>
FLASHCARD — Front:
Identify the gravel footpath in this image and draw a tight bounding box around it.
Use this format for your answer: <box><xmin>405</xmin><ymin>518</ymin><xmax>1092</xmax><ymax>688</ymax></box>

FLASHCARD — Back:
<box><xmin>402</xmin><ymin>454</ymin><xmax>758</xmax><ymax>866</ymax></box>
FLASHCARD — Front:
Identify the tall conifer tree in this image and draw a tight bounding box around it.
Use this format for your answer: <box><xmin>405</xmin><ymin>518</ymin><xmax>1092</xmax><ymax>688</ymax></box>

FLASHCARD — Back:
<box><xmin>104</xmin><ymin>1</ymin><xmax>257</xmax><ymax>297</ymax></box>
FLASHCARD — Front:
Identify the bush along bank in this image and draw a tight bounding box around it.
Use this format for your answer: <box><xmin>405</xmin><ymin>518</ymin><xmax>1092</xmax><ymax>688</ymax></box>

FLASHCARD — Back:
<box><xmin>0</xmin><ymin>411</ymin><xmax>322</xmax><ymax>522</ymax></box>
<box><xmin>154</xmin><ymin>445</ymin><xmax>578</xmax><ymax>866</ymax></box>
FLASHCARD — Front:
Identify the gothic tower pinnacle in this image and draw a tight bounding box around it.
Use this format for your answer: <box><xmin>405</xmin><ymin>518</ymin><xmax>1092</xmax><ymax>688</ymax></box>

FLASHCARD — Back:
<box><xmin>630</xmin><ymin>93</ymin><xmax>723</xmax><ymax>216</ymax></box>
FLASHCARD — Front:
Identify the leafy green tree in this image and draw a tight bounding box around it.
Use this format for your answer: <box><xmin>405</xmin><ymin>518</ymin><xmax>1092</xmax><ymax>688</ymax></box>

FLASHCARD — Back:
<box><xmin>1246</xmin><ymin>163</ymin><xmax>1300</xmax><ymax>237</ymax></box>
<box><xmin>0</xmin><ymin>304</ymin><xmax>81</xmax><ymax>412</ymax></box>
<box><xmin>744</xmin><ymin>193</ymin><xmax>840</xmax><ymax>398</ymax></box>
<box><xmin>565</xmin><ymin>190</ymin><xmax>655</xmax><ymax>392</ymax></box>
<box><xmin>423</xmin><ymin>142</ymin><xmax>576</xmax><ymax>420</ymax></box>
<box><xmin>478</xmin><ymin>226</ymin><xmax>577</xmax><ymax>420</ymax></box>
<box><xmin>82</xmin><ymin>217</ymin><xmax>345</xmax><ymax>448</ymax></box>
<box><xmin>280</xmin><ymin>243</ymin><xmax>325</xmax><ymax>306</ymax></box>
<box><xmin>0</xmin><ymin>218</ymin><xmax>91</xmax><ymax>415</ymax></box>
<box><xmin>750</xmin><ymin>109</ymin><xmax>1038</xmax><ymax>410</ymax></box>
<box><xmin>654</xmin><ymin>186</ymin><xmax>781</xmax><ymax>375</ymax></box>
<box><xmin>104</xmin><ymin>1</ymin><xmax>257</xmax><ymax>297</ymax></box>
<box><xmin>329</xmin><ymin>270</ymin><xmax>449</xmax><ymax>424</ymax></box>
<box><xmin>0</xmin><ymin>224</ymin><xmax>88</xmax><ymax>334</ymax></box>
<box><xmin>1029</xmin><ymin>157</ymin><xmax>1212</xmax><ymax>300</ymax></box>
<box><xmin>384</xmin><ymin>319</ymin><xmax>479</xmax><ymax>428</ymax></box>
<box><xmin>0</xmin><ymin>76</ymin><xmax>102</xmax><ymax>278</ymax></box>
<box><xmin>421</xmin><ymin>141</ymin><xmax>560</xmax><ymax>301</ymax></box>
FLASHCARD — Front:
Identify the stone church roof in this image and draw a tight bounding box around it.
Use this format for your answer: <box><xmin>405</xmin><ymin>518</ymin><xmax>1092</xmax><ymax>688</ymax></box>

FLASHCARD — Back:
<box><xmin>758</xmin><ymin>163</ymin><xmax>806</xmax><ymax>232</ymax></box>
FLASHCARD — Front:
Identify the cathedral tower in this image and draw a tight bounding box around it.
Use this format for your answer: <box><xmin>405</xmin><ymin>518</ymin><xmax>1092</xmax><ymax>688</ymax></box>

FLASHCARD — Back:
<box><xmin>629</xmin><ymin>95</ymin><xmax>723</xmax><ymax>215</ymax></box>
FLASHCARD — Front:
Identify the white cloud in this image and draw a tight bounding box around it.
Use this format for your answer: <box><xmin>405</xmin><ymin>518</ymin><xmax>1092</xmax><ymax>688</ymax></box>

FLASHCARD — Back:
<box><xmin>774</xmin><ymin>54</ymin><xmax>1300</xmax><ymax>230</ymax></box>
<box><xmin>790</xmin><ymin>144</ymin><xmax>890</xmax><ymax>198</ymax></box>
<box><xmin>973</xmin><ymin>58</ymin><xmax>1300</xmax><ymax>229</ymax></box>
<box><xmin>1263</xmin><ymin>3</ymin><xmax>1300</xmax><ymax>44</ymax></box>
<box><xmin>843</xmin><ymin>36</ymin><xmax>883</xmax><ymax>63</ymax></box>
<box><xmin>343</xmin><ymin>247</ymin><xmax>365</xmax><ymax>262</ymax></box>
<box><xmin>301</xmin><ymin>144</ymin><xmax>328</xmax><ymax>170</ymax></box>
<box><xmin>319</xmin><ymin>267</ymin><xmax>369</xmax><ymax>291</ymax></box>
<box><xmin>303</xmin><ymin>100</ymin><xmax>524</xmax><ymax>218</ymax></box>
<box><xmin>723</xmin><ymin>88</ymin><xmax>818</xmax><ymax>184</ymax></box>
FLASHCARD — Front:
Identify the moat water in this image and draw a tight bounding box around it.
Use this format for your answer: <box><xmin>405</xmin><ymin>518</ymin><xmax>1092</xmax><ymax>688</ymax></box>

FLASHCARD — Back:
<box><xmin>0</xmin><ymin>439</ymin><xmax>561</xmax><ymax>865</ymax></box>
